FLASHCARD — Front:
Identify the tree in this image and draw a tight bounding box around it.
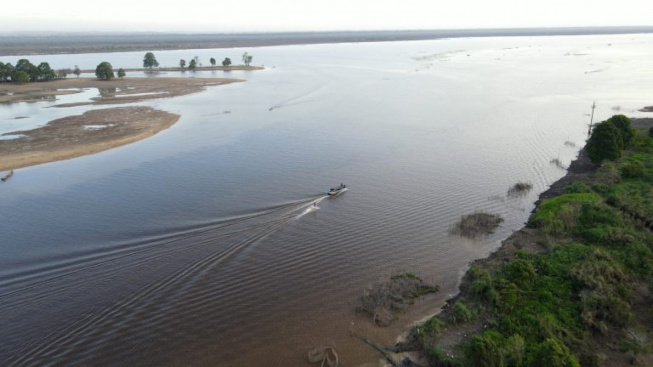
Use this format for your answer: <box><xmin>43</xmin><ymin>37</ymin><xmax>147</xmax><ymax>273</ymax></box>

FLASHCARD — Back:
<box><xmin>606</xmin><ymin>114</ymin><xmax>634</xmax><ymax>147</ymax></box>
<box><xmin>15</xmin><ymin>59</ymin><xmax>39</xmax><ymax>82</ymax></box>
<box><xmin>210</xmin><ymin>57</ymin><xmax>216</xmax><ymax>66</ymax></box>
<box><xmin>586</xmin><ymin>121</ymin><xmax>623</xmax><ymax>164</ymax></box>
<box><xmin>143</xmin><ymin>52</ymin><xmax>159</xmax><ymax>69</ymax></box>
<box><xmin>189</xmin><ymin>59</ymin><xmax>197</xmax><ymax>69</ymax></box>
<box><xmin>13</xmin><ymin>71</ymin><xmax>29</xmax><ymax>84</ymax></box>
<box><xmin>0</xmin><ymin>62</ymin><xmax>13</xmax><ymax>82</ymax></box>
<box><xmin>242</xmin><ymin>52</ymin><xmax>253</xmax><ymax>66</ymax></box>
<box><xmin>73</xmin><ymin>65</ymin><xmax>81</xmax><ymax>78</ymax></box>
<box><xmin>179</xmin><ymin>59</ymin><xmax>186</xmax><ymax>69</ymax></box>
<box><xmin>117</xmin><ymin>68</ymin><xmax>126</xmax><ymax>79</ymax></box>
<box><xmin>95</xmin><ymin>61</ymin><xmax>115</xmax><ymax>80</ymax></box>
<box><xmin>37</xmin><ymin>62</ymin><xmax>56</xmax><ymax>81</ymax></box>
<box><xmin>222</xmin><ymin>57</ymin><xmax>231</xmax><ymax>67</ymax></box>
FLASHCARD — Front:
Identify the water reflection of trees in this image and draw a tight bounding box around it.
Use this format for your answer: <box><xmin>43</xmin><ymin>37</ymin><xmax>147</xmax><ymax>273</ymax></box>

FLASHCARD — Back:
<box><xmin>98</xmin><ymin>87</ymin><xmax>116</xmax><ymax>98</ymax></box>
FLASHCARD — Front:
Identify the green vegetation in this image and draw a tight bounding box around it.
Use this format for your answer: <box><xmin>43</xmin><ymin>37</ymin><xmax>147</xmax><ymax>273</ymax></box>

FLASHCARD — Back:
<box><xmin>143</xmin><ymin>52</ymin><xmax>159</xmax><ymax>69</ymax></box>
<box><xmin>95</xmin><ymin>61</ymin><xmax>114</xmax><ymax>80</ymax></box>
<box><xmin>117</xmin><ymin>68</ymin><xmax>126</xmax><ymax>79</ymax></box>
<box><xmin>210</xmin><ymin>57</ymin><xmax>216</xmax><ymax>66</ymax></box>
<box><xmin>222</xmin><ymin>57</ymin><xmax>232</xmax><ymax>67</ymax></box>
<box><xmin>586</xmin><ymin>115</ymin><xmax>635</xmax><ymax>164</ymax></box>
<box><xmin>189</xmin><ymin>59</ymin><xmax>197</xmax><ymax>69</ymax></box>
<box><xmin>179</xmin><ymin>59</ymin><xmax>186</xmax><ymax>69</ymax></box>
<box><xmin>416</xmin><ymin>116</ymin><xmax>653</xmax><ymax>366</ymax></box>
<box><xmin>0</xmin><ymin>58</ymin><xmax>62</xmax><ymax>83</ymax></box>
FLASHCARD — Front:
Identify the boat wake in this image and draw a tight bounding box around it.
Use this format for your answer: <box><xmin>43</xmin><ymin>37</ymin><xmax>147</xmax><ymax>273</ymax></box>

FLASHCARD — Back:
<box><xmin>0</xmin><ymin>194</ymin><xmax>330</xmax><ymax>365</ymax></box>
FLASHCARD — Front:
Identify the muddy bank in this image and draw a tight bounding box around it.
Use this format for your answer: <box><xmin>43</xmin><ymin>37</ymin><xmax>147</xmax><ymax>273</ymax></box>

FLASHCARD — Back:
<box><xmin>0</xmin><ymin>77</ymin><xmax>243</xmax><ymax>105</ymax></box>
<box><xmin>0</xmin><ymin>106</ymin><xmax>179</xmax><ymax>170</ymax></box>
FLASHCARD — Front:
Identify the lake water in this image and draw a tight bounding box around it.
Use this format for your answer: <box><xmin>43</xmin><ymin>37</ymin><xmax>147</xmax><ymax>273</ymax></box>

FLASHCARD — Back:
<box><xmin>1</xmin><ymin>34</ymin><xmax>653</xmax><ymax>366</ymax></box>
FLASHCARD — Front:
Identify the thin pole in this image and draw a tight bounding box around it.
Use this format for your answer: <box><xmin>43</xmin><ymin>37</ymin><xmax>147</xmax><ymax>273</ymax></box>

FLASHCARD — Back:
<box><xmin>588</xmin><ymin>101</ymin><xmax>596</xmax><ymax>136</ymax></box>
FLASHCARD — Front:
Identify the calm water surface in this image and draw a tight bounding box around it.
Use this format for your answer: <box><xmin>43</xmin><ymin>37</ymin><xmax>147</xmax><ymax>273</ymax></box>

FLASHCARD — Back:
<box><xmin>1</xmin><ymin>35</ymin><xmax>653</xmax><ymax>366</ymax></box>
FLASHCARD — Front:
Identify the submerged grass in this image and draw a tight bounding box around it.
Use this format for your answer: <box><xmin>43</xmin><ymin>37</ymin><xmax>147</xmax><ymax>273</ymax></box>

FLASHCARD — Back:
<box><xmin>507</xmin><ymin>181</ymin><xmax>533</xmax><ymax>197</ymax></box>
<box><xmin>450</xmin><ymin>211</ymin><xmax>503</xmax><ymax>238</ymax></box>
<box><xmin>357</xmin><ymin>273</ymin><xmax>438</xmax><ymax>327</ymax></box>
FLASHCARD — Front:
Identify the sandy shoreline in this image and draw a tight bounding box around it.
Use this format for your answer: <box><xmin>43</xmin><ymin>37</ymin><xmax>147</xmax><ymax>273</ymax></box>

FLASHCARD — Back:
<box><xmin>0</xmin><ymin>76</ymin><xmax>245</xmax><ymax>170</ymax></box>
<box><xmin>0</xmin><ymin>77</ymin><xmax>244</xmax><ymax>105</ymax></box>
<box><xmin>80</xmin><ymin>66</ymin><xmax>263</xmax><ymax>73</ymax></box>
<box><xmin>0</xmin><ymin>106</ymin><xmax>179</xmax><ymax>171</ymax></box>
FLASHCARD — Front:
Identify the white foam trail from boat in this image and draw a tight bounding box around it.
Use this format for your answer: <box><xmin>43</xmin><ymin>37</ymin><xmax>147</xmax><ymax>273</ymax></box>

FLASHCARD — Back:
<box><xmin>294</xmin><ymin>196</ymin><xmax>328</xmax><ymax>220</ymax></box>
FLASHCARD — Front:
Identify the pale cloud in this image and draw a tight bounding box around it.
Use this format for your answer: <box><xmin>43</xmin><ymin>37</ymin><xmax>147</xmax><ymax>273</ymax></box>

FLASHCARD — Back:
<box><xmin>1</xmin><ymin>0</ymin><xmax>652</xmax><ymax>33</ymax></box>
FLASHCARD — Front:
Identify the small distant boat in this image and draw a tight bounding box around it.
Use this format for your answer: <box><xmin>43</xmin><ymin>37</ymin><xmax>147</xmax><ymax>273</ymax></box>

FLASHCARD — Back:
<box><xmin>1</xmin><ymin>170</ymin><xmax>13</xmax><ymax>182</ymax></box>
<box><xmin>327</xmin><ymin>183</ymin><xmax>347</xmax><ymax>196</ymax></box>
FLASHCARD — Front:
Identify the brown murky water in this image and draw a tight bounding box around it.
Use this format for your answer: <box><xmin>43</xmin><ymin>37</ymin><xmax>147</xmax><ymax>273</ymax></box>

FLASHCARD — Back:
<box><xmin>2</xmin><ymin>35</ymin><xmax>653</xmax><ymax>366</ymax></box>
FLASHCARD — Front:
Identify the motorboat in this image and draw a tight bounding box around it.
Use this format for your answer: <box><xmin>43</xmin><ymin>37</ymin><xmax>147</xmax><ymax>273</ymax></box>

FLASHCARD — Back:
<box><xmin>327</xmin><ymin>183</ymin><xmax>347</xmax><ymax>196</ymax></box>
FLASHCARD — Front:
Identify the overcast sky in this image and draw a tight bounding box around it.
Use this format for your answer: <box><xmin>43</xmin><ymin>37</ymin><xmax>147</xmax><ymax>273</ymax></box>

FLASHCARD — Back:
<box><xmin>3</xmin><ymin>0</ymin><xmax>652</xmax><ymax>33</ymax></box>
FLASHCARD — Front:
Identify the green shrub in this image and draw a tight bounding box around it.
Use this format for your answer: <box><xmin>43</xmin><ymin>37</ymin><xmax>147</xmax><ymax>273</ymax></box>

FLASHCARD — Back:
<box><xmin>606</xmin><ymin>114</ymin><xmax>635</xmax><ymax>147</ymax></box>
<box><xmin>533</xmin><ymin>338</ymin><xmax>580</xmax><ymax>367</ymax></box>
<box><xmin>564</xmin><ymin>182</ymin><xmax>591</xmax><ymax>194</ymax></box>
<box><xmin>465</xmin><ymin>330</ymin><xmax>505</xmax><ymax>367</ymax></box>
<box><xmin>470</xmin><ymin>267</ymin><xmax>500</xmax><ymax>307</ymax></box>
<box><xmin>576</xmin><ymin>203</ymin><xmax>622</xmax><ymax>229</ymax></box>
<box><xmin>12</xmin><ymin>70</ymin><xmax>29</xmax><ymax>83</ymax></box>
<box><xmin>416</xmin><ymin>317</ymin><xmax>446</xmax><ymax>346</ymax></box>
<box><xmin>586</xmin><ymin>121</ymin><xmax>623</xmax><ymax>164</ymax></box>
<box><xmin>621</xmin><ymin>160</ymin><xmax>645</xmax><ymax>179</ymax></box>
<box><xmin>453</xmin><ymin>302</ymin><xmax>473</xmax><ymax>324</ymax></box>
<box><xmin>505</xmin><ymin>259</ymin><xmax>536</xmax><ymax>287</ymax></box>
<box><xmin>597</xmin><ymin>162</ymin><xmax>621</xmax><ymax>184</ymax></box>
<box><xmin>535</xmin><ymin>194</ymin><xmax>601</xmax><ymax>222</ymax></box>
<box><xmin>426</xmin><ymin>347</ymin><xmax>463</xmax><ymax>367</ymax></box>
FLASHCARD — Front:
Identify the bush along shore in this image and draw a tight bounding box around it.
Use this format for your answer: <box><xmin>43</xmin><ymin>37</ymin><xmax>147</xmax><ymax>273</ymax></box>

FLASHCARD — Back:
<box><xmin>393</xmin><ymin>115</ymin><xmax>653</xmax><ymax>366</ymax></box>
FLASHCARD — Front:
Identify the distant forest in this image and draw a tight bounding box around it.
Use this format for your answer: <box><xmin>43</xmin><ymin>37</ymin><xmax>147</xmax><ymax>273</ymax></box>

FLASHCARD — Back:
<box><xmin>2</xmin><ymin>27</ymin><xmax>653</xmax><ymax>56</ymax></box>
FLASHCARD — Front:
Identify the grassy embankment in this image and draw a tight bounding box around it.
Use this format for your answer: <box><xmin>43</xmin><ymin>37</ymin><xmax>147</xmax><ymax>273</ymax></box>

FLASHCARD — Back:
<box><xmin>413</xmin><ymin>121</ymin><xmax>653</xmax><ymax>366</ymax></box>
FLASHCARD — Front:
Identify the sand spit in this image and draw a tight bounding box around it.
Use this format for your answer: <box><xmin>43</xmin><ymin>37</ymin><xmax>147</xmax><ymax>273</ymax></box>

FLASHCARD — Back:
<box><xmin>0</xmin><ymin>77</ymin><xmax>244</xmax><ymax>106</ymax></box>
<box><xmin>0</xmin><ymin>106</ymin><xmax>179</xmax><ymax>170</ymax></box>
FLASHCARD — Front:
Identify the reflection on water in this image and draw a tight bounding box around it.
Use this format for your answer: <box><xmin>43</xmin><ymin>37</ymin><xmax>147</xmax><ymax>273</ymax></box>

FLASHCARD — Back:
<box><xmin>98</xmin><ymin>87</ymin><xmax>116</xmax><ymax>97</ymax></box>
<box><xmin>1</xmin><ymin>34</ymin><xmax>653</xmax><ymax>366</ymax></box>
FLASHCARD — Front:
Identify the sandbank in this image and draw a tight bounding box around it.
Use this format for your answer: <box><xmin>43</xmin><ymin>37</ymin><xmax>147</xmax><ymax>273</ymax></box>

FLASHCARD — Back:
<box><xmin>80</xmin><ymin>66</ymin><xmax>263</xmax><ymax>73</ymax></box>
<box><xmin>0</xmin><ymin>77</ymin><xmax>244</xmax><ymax>106</ymax></box>
<box><xmin>0</xmin><ymin>106</ymin><xmax>179</xmax><ymax>170</ymax></box>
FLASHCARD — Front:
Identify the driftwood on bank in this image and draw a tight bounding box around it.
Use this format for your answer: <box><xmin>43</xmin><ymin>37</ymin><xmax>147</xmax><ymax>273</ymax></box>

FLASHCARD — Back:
<box><xmin>1</xmin><ymin>170</ymin><xmax>13</xmax><ymax>182</ymax></box>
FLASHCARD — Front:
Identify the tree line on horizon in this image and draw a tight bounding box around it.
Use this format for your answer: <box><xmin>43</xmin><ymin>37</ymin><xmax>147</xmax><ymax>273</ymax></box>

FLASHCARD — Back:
<box><xmin>144</xmin><ymin>51</ymin><xmax>251</xmax><ymax>71</ymax></box>
<box><xmin>0</xmin><ymin>51</ymin><xmax>255</xmax><ymax>83</ymax></box>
